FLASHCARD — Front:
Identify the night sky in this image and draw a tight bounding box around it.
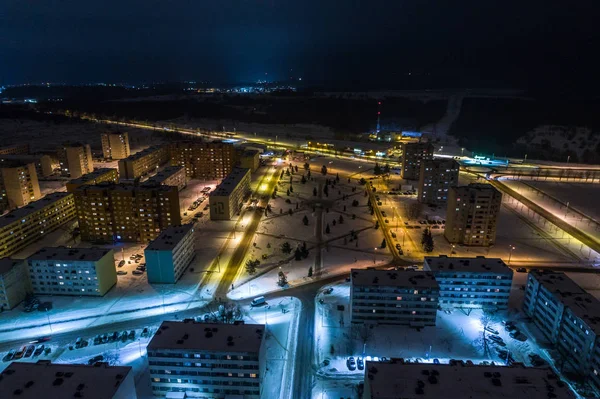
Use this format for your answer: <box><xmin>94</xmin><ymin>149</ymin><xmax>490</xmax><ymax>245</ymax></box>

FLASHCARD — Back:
<box><xmin>1</xmin><ymin>0</ymin><xmax>597</xmax><ymax>89</ymax></box>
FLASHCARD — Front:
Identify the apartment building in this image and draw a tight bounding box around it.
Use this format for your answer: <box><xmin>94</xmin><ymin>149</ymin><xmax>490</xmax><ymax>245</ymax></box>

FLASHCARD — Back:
<box><xmin>444</xmin><ymin>183</ymin><xmax>502</xmax><ymax>246</ymax></box>
<box><xmin>209</xmin><ymin>168</ymin><xmax>251</xmax><ymax>220</ymax></box>
<box><xmin>170</xmin><ymin>141</ymin><xmax>236</xmax><ymax>180</ymax></box>
<box><xmin>424</xmin><ymin>256</ymin><xmax>513</xmax><ymax>310</ymax></box>
<box><xmin>66</xmin><ymin>168</ymin><xmax>119</xmax><ymax>192</ymax></box>
<box><xmin>0</xmin><ymin>153</ymin><xmax>58</xmax><ymax>178</ymax></box>
<box><xmin>145</xmin><ymin>224</ymin><xmax>195</xmax><ymax>284</ymax></box>
<box><xmin>363</xmin><ymin>359</ymin><xmax>574</xmax><ymax>399</ymax></box>
<box><xmin>0</xmin><ymin>193</ymin><xmax>76</xmax><ymax>258</ymax></box>
<box><xmin>0</xmin><ymin>143</ymin><xmax>30</xmax><ymax>155</ymax></box>
<box><xmin>57</xmin><ymin>143</ymin><xmax>94</xmax><ymax>179</ymax></box>
<box><xmin>0</xmin><ymin>161</ymin><xmax>41</xmax><ymax>211</ymax></box>
<box><xmin>0</xmin><ymin>360</ymin><xmax>136</xmax><ymax>399</ymax></box>
<box><xmin>118</xmin><ymin>145</ymin><xmax>169</xmax><ymax>180</ymax></box>
<box><xmin>74</xmin><ymin>183</ymin><xmax>181</xmax><ymax>243</ymax></box>
<box><xmin>350</xmin><ymin>269</ymin><xmax>439</xmax><ymax>326</ymax></box>
<box><xmin>523</xmin><ymin>271</ymin><xmax>600</xmax><ymax>392</ymax></box>
<box><xmin>418</xmin><ymin>158</ymin><xmax>460</xmax><ymax>205</ymax></box>
<box><xmin>237</xmin><ymin>149</ymin><xmax>260</xmax><ymax>172</ymax></box>
<box><xmin>101</xmin><ymin>132</ymin><xmax>131</xmax><ymax>160</ymax></box>
<box><xmin>400</xmin><ymin>142</ymin><xmax>433</xmax><ymax>180</ymax></box>
<box><xmin>142</xmin><ymin>166</ymin><xmax>187</xmax><ymax>191</ymax></box>
<box><xmin>147</xmin><ymin>320</ymin><xmax>266</xmax><ymax>398</ymax></box>
<box><xmin>0</xmin><ymin>258</ymin><xmax>31</xmax><ymax>310</ymax></box>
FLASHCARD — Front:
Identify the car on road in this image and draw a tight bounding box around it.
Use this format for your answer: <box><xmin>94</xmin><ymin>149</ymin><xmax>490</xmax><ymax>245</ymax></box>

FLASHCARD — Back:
<box><xmin>88</xmin><ymin>355</ymin><xmax>104</xmax><ymax>365</ymax></box>
<box><xmin>357</xmin><ymin>357</ymin><xmax>364</xmax><ymax>370</ymax></box>
<box><xmin>384</xmin><ymin>219</ymin><xmax>389</xmax><ymax>223</ymax></box>
<box><xmin>347</xmin><ymin>357</ymin><xmax>356</xmax><ymax>371</ymax></box>
<box><xmin>381</xmin><ymin>211</ymin><xmax>386</xmax><ymax>217</ymax></box>
<box><xmin>29</xmin><ymin>336</ymin><xmax>51</xmax><ymax>344</ymax></box>
<box><xmin>24</xmin><ymin>345</ymin><xmax>35</xmax><ymax>358</ymax></box>
<box><xmin>485</xmin><ymin>326</ymin><xmax>499</xmax><ymax>335</ymax></box>
<box><xmin>118</xmin><ymin>260</ymin><xmax>125</xmax><ymax>267</ymax></box>
<box><xmin>132</xmin><ymin>270</ymin><xmax>144</xmax><ymax>275</ymax></box>
<box><xmin>391</xmin><ymin>232</ymin><xmax>396</xmax><ymax>238</ymax></box>
<box><xmin>3</xmin><ymin>349</ymin><xmax>16</xmax><ymax>362</ymax></box>
<box><xmin>251</xmin><ymin>296</ymin><xmax>267</xmax><ymax>307</ymax></box>
<box><xmin>516</xmin><ymin>267</ymin><xmax>527</xmax><ymax>273</ymax></box>
<box><xmin>323</xmin><ymin>288</ymin><xmax>333</xmax><ymax>295</ymax></box>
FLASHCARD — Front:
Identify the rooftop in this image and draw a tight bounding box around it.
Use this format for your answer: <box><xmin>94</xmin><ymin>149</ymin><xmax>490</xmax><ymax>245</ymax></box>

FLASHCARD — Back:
<box><xmin>0</xmin><ymin>258</ymin><xmax>24</xmax><ymax>276</ymax></box>
<box><xmin>145</xmin><ymin>224</ymin><xmax>194</xmax><ymax>251</ymax></box>
<box><xmin>28</xmin><ymin>247</ymin><xmax>113</xmax><ymax>262</ymax></box>
<box><xmin>351</xmin><ymin>269</ymin><xmax>439</xmax><ymax>289</ymax></box>
<box><xmin>75</xmin><ymin>182</ymin><xmax>175</xmax><ymax>194</ymax></box>
<box><xmin>210</xmin><ymin>168</ymin><xmax>250</xmax><ymax>197</ymax></box>
<box><xmin>365</xmin><ymin>359</ymin><xmax>574</xmax><ymax>399</ymax></box>
<box><xmin>123</xmin><ymin>145</ymin><xmax>165</xmax><ymax>162</ymax></box>
<box><xmin>454</xmin><ymin>183</ymin><xmax>499</xmax><ymax>192</ymax></box>
<box><xmin>424</xmin><ymin>256</ymin><xmax>512</xmax><ymax>274</ymax></box>
<box><xmin>143</xmin><ymin>166</ymin><xmax>185</xmax><ymax>186</ymax></box>
<box><xmin>0</xmin><ymin>192</ymin><xmax>73</xmax><ymax>229</ymax></box>
<box><xmin>0</xmin><ymin>361</ymin><xmax>133</xmax><ymax>399</ymax></box>
<box><xmin>67</xmin><ymin>168</ymin><xmax>117</xmax><ymax>185</ymax></box>
<box><xmin>148</xmin><ymin>321</ymin><xmax>264</xmax><ymax>353</ymax></box>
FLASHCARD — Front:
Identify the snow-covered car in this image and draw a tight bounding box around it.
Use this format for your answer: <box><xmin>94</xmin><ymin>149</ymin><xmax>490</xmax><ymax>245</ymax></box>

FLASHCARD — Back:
<box><xmin>347</xmin><ymin>357</ymin><xmax>356</xmax><ymax>371</ymax></box>
<box><xmin>485</xmin><ymin>326</ymin><xmax>499</xmax><ymax>335</ymax></box>
<box><xmin>357</xmin><ymin>358</ymin><xmax>364</xmax><ymax>370</ymax></box>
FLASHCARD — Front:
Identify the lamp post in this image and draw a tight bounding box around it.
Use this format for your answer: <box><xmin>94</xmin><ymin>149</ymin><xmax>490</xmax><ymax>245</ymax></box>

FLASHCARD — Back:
<box><xmin>373</xmin><ymin>248</ymin><xmax>377</xmax><ymax>264</ymax></box>
<box><xmin>564</xmin><ymin>201</ymin><xmax>570</xmax><ymax>218</ymax></box>
<box><xmin>508</xmin><ymin>245</ymin><xmax>516</xmax><ymax>265</ymax></box>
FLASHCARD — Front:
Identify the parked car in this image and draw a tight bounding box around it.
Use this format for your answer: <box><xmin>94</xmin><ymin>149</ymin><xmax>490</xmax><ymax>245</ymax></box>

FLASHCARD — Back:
<box><xmin>485</xmin><ymin>326</ymin><xmax>499</xmax><ymax>335</ymax></box>
<box><xmin>24</xmin><ymin>345</ymin><xmax>35</xmax><ymax>358</ymax></box>
<box><xmin>3</xmin><ymin>349</ymin><xmax>16</xmax><ymax>362</ymax></box>
<box><xmin>117</xmin><ymin>271</ymin><xmax>127</xmax><ymax>276</ymax></box>
<box><xmin>88</xmin><ymin>355</ymin><xmax>104</xmax><ymax>365</ymax></box>
<box><xmin>516</xmin><ymin>267</ymin><xmax>527</xmax><ymax>273</ymax></box>
<box><xmin>396</xmin><ymin>244</ymin><xmax>402</xmax><ymax>251</ymax></box>
<box><xmin>118</xmin><ymin>260</ymin><xmax>125</xmax><ymax>267</ymax></box>
<box><xmin>251</xmin><ymin>296</ymin><xmax>267</xmax><ymax>307</ymax></box>
<box><xmin>132</xmin><ymin>270</ymin><xmax>144</xmax><ymax>275</ymax></box>
<box><xmin>14</xmin><ymin>346</ymin><xmax>27</xmax><ymax>359</ymax></box>
<box><xmin>510</xmin><ymin>331</ymin><xmax>528</xmax><ymax>342</ymax></box>
<box><xmin>141</xmin><ymin>328</ymin><xmax>149</xmax><ymax>338</ymax></box>
<box><xmin>433</xmin><ymin>358</ymin><xmax>440</xmax><ymax>364</ymax></box>
<box><xmin>323</xmin><ymin>288</ymin><xmax>333</xmax><ymax>295</ymax></box>
<box><xmin>529</xmin><ymin>353</ymin><xmax>547</xmax><ymax>367</ymax></box>
<box><xmin>489</xmin><ymin>335</ymin><xmax>505</xmax><ymax>345</ymax></box>
<box><xmin>128</xmin><ymin>330</ymin><xmax>136</xmax><ymax>340</ymax></box>
<box><xmin>347</xmin><ymin>357</ymin><xmax>356</xmax><ymax>371</ymax></box>
<box><xmin>391</xmin><ymin>232</ymin><xmax>396</xmax><ymax>238</ymax></box>
<box><xmin>357</xmin><ymin>357</ymin><xmax>364</xmax><ymax>370</ymax></box>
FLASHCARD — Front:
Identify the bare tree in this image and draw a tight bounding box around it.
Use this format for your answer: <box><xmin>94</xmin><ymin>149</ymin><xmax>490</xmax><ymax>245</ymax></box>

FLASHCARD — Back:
<box><xmin>102</xmin><ymin>351</ymin><xmax>120</xmax><ymax>366</ymax></box>
<box><xmin>407</xmin><ymin>202</ymin><xmax>422</xmax><ymax>220</ymax></box>
<box><xmin>471</xmin><ymin>310</ymin><xmax>498</xmax><ymax>358</ymax></box>
<box><xmin>352</xmin><ymin>323</ymin><xmax>375</xmax><ymax>355</ymax></box>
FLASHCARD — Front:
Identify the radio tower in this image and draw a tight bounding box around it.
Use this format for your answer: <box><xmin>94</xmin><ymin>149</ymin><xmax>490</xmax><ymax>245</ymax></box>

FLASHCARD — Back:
<box><xmin>376</xmin><ymin>101</ymin><xmax>382</xmax><ymax>138</ymax></box>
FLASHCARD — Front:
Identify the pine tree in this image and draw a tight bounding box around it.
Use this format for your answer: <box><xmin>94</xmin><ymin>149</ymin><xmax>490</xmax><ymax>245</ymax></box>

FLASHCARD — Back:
<box><xmin>321</xmin><ymin>165</ymin><xmax>328</xmax><ymax>175</ymax></box>
<box><xmin>304</xmin><ymin>162</ymin><xmax>310</xmax><ymax>170</ymax></box>
<box><xmin>308</xmin><ymin>267</ymin><xmax>313</xmax><ymax>277</ymax></box>
<box><xmin>303</xmin><ymin>215</ymin><xmax>309</xmax><ymax>225</ymax></box>
<box><xmin>313</xmin><ymin>187</ymin><xmax>317</xmax><ymax>196</ymax></box>
<box><xmin>374</xmin><ymin>163</ymin><xmax>382</xmax><ymax>175</ymax></box>
<box><xmin>281</xmin><ymin>242</ymin><xmax>292</xmax><ymax>254</ymax></box>
<box><xmin>325</xmin><ymin>224</ymin><xmax>331</xmax><ymax>234</ymax></box>
<box><xmin>381</xmin><ymin>239</ymin><xmax>386</xmax><ymax>248</ymax></box>
<box><xmin>301</xmin><ymin>175</ymin><xmax>307</xmax><ymax>184</ymax></box>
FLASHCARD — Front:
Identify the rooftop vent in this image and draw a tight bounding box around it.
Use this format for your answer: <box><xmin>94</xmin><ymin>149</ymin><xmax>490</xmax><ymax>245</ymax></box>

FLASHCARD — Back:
<box><xmin>55</xmin><ymin>372</ymin><xmax>64</xmax><ymax>377</ymax></box>
<box><xmin>428</xmin><ymin>375</ymin><xmax>438</xmax><ymax>384</ymax></box>
<box><xmin>492</xmin><ymin>378</ymin><xmax>502</xmax><ymax>386</ymax></box>
<box><xmin>64</xmin><ymin>372</ymin><xmax>74</xmax><ymax>378</ymax></box>
<box><xmin>53</xmin><ymin>378</ymin><xmax>64</xmax><ymax>386</ymax></box>
<box><xmin>176</xmin><ymin>340</ymin><xmax>184</xmax><ymax>344</ymax></box>
<box><xmin>77</xmin><ymin>384</ymin><xmax>85</xmax><ymax>390</ymax></box>
<box><xmin>24</xmin><ymin>381</ymin><xmax>34</xmax><ymax>388</ymax></box>
<box><xmin>13</xmin><ymin>389</ymin><xmax>23</xmax><ymax>395</ymax></box>
<box><xmin>74</xmin><ymin>391</ymin><xmax>83</xmax><ymax>398</ymax></box>
<box><xmin>205</xmin><ymin>331</ymin><xmax>213</xmax><ymax>338</ymax></box>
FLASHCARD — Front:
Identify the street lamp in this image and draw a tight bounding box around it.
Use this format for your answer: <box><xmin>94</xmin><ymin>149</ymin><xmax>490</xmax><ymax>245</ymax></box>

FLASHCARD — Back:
<box><xmin>373</xmin><ymin>248</ymin><xmax>377</xmax><ymax>264</ymax></box>
<box><xmin>508</xmin><ymin>245</ymin><xmax>516</xmax><ymax>265</ymax></box>
<box><xmin>564</xmin><ymin>201</ymin><xmax>570</xmax><ymax>218</ymax></box>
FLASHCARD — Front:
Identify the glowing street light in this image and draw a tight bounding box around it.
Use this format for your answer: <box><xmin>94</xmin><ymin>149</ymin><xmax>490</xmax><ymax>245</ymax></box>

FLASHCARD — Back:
<box><xmin>373</xmin><ymin>247</ymin><xmax>378</xmax><ymax>264</ymax></box>
<box><xmin>508</xmin><ymin>245</ymin><xmax>516</xmax><ymax>265</ymax></box>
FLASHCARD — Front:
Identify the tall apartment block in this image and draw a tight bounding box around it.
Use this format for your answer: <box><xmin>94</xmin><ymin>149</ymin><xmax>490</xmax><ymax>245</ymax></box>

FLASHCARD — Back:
<box><xmin>362</xmin><ymin>359</ymin><xmax>574</xmax><ymax>399</ymax></box>
<box><xmin>418</xmin><ymin>158</ymin><xmax>459</xmax><ymax>205</ymax></box>
<box><xmin>27</xmin><ymin>247</ymin><xmax>116</xmax><ymax>296</ymax></box>
<box><xmin>101</xmin><ymin>132</ymin><xmax>131</xmax><ymax>160</ymax></box>
<box><xmin>0</xmin><ymin>161</ymin><xmax>41</xmax><ymax>211</ymax></box>
<box><xmin>66</xmin><ymin>168</ymin><xmax>119</xmax><ymax>192</ymax></box>
<box><xmin>170</xmin><ymin>141</ymin><xmax>236</xmax><ymax>180</ymax></box>
<box><xmin>0</xmin><ymin>193</ymin><xmax>76</xmax><ymax>258</ymax></box>
<box><xmin>237</xmin><ymin>149</ymin><xmax>260</xmax><ymax>172</ymax></box>
<box><xmin>424</xmin><ymin>256</ymin><xmax>513</xmax><ymax>310</ymax></box>
<box><xmin>209</xmin><ymin>168</ymin><xmax>251</xmax><ymax>220</ymax></box>
<box><xmin>148</xmin><ymin>320</ymin><xmax>266</xmax><ymax>398</ymax></box>
<box><xmin>142</xmin><ymin>166</ymin><xmax>187</xmax><ymax>191</ymax></box>
<box><xmin>444</xmin><ymin>183</ymin><xmax>502</xmax><ymax>246</ymax></box>
<box><xmin>74</xmin><ymin>183</ymin><xmax>181</xmax><ymax>243</ymax></box>
<box><xmin>57</xmin><ymin>143</ymin><xmax>94</xmax><ymax>178</ymax></box>
<box><xmin>350</xmin><ymin>269</ymin><xmax>439</xmax><ymax>326</ymax></box>
<box><xmin>145</xmin><ymin>224</ymin><xmax>195</xmax><ymax>284</ymax></box>
<box><xmin>523</xmin><ymin>271</ymin><xmax>600</xmax><ymax>393</ymax></box>
<box><xmin>0</xmin><ymin>153</ymin><xmax>58</xmax><ymax>178</ymax></box>
<box><xmin>0</xmin><ymin>258</ymin><xmax>31</xmax><ymax>310</ymax></box>
<box><xmin>118</xmin><ymin>145</ymin><xmax>169</xmax><ymax>180</ymax></box>
<box><xmin>0</xmin><ymin>361</ymin><xmax>136</xmax><ymax>399</ymax></box>
<box><xmin>401</xmin><ymin>142</ymin><xmax>433</xmax><ymax>180</ymax></box>
<box><xmin>0</xmin><ymin>143</ymin><xmax>30</xmax><ymax>155</ymax></box>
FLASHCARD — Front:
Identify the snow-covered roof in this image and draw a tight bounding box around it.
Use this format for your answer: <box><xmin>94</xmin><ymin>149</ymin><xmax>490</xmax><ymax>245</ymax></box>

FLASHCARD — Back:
<box><xmin>148</xmin><ymin>321</ymin><xmax>264</xmax><ymax>353</ymax></box>
<box><xmin>210</xmin><ymin>168</ymin><xmax>250</xmax><ymax>197</ymax></box>
<box><xmin>28</xmin><ymin>247</ymin><xmax>113</xmax><ymax>262</ymax></box>
<box><xmin>424</xmin><ymin>256</ymin><xmax>511</xmax><ymax>275</ymax></box>
<box><xmin>142</xmin><ymin>166</ymin><xmax>185</xmax><ymax>186</ymax></box>
<box><xmin>0</xmin><ymin>361</ymin><xmax>133</xmax><ymax>399</ymax></box>
<box><xmin>0</xmin><ymin>258</ymin><xmax>24</xmax><ymax>276</ymax></box>
<box><xmin>351</xmin><ymin>269</ymin><xmax>439</xmax><ymax>289</ymax></box>
<box><xmin>0</xmin><ymin>192</ymin><xmax>73</xmax><ymax>229</ymax></box>
<box><xmin>124</xmin><ymin>145</ymin><xmax>165</xmax><ymax>161</ymax></box>
<box><xmin>145</xmin><ymin>224</ymin><xmax>194</xmax><ymax>251</ymax></box>
<box><xmin>67</xmin><ymin>168</ymin><xmax>117</xmax><ymax>185</ymax></box>
<box><xmin>365</xmin><ymin>360</ymin><xmax>575</xmax><ymax>399</ymax></box>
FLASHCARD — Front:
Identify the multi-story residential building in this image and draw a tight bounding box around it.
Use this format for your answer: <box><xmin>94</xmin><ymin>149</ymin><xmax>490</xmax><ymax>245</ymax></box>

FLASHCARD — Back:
<box><xmin>101</xmin><ymin>132</ymin><xmax>131</xmax><ymax>160</ymax></box>
<box><xmin>74</xmin><ymin>183</ymin><xmax>181</xmax><ymax>243</ymax></box>
<box><xmin>209</xmin><ymin>168</ymin><xmax>251</xmax><ymax>220</ymax></box>
<box><xmin>27</xmin><ymin>247</ymin><xmax>116</xmax><ymax>296</ymax></box>
<box><xmin>400</xmin><ymin>142</ymin><xmax>433</xmax><ymax>180</ymax></box>
<box><xmin>147</xmin><ymin>320</ymin><xmax>266</xmax><ymax>398</ymax></box>
<box><xmin>237</xmin><ymin>149</ymin><xmax>260</xmax><ymax>172</ymax></box>
<box><xmin>118</xmin><ymin>145</ymin><xmax>169</xmax><ymax>180</ymax></box>
<box><xmin>424</xmin><ymin>255</ymin><xmax>513</xmax><ymax>310</ymax></box>
<box><xmin>350</xmin><ymin>269</ymin><xmax>439</xmax><ymax>326</ymax></box>
<box><xmin>523</xmin><ymin>271</ymin><xmax>600</xmax><ymax>392</ymax></box>
<box><xmin>0</xmin><ymin>153</ymin><xmax>58</xmax><ymax>178</ymax></box>
<box><xmin>66</xmin><ymin>168</ymin><xmax>119</xmax><ymax>192</ymax></box>
<box><xmin>418</xmin><ymin>158</ymin><xmax>460</xmax><ymax>205</ymax></box>
<box><xmin>0</xmin><ymin>161</ymin><xmax>41</xmax><ymax>211</ymax></box>
<box><xmin>0</xmin><ymin>360</ymin><xmax>136</xmax><ymax>399</ymax></box>
<box><xmin>170</xmin><ymin>141</ymin><xmax>236</xmax><ymax>180</ymax></box>
<box><xmin>362</xmin><ymin>359</ymin><xmax>575</xmax><ymax>399</ymax></box>
<box><xmin>444</xmin><ymin>183</ymin><xmax>502</xmax><ymax>246</ymax></box>
<box><xmin>142</xmin><ymin>166</ymin><xmax>187</xmax><ymax>191</ymax></box>
<box><xmin>0</xmin><ymin>143</ymin><xmax>30</xmax><ymax>155</ymax></box>
<box><xmin>0</xmin><ymin>258</ymin><xmax>31</xmax><ymax>310</ymax></box>
<box><xmin>0</xmin><ymin>193</ymin><xmax>76</xmax><ymax>258</ymax></box>
<box><xmin>145</xmin><ymin>224</ymin><xmax>195</xmax><ymax>284</ymax></box>
<box><xmin>56</xmin><ymin>143</ymin><xmax>94</xmax><ymax>179</ymax></box>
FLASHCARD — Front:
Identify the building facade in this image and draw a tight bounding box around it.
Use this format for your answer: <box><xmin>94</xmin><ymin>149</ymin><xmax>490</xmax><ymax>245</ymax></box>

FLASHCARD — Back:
<box><xmin>0</xmin><ymin>161</ymin><xmax>41</xmax><ymax>211</ymax></box>
<box><xmin>237</xmin><ymin>149</ymin><xmax>260</xmax><ymax>172</ymax></box>
<box><xmin>57</xmin><ymin>144</ymin><xmax>94</xmax><ymax>179</ymax></box>
<box><xmin>147</xmin><ymin>320</ymin><xmax>266</xmax><ymax>398</ymax></box>
<box><xmin>0</xmin><ymin>193</ymin><xmax>76</xmax><ymax>258</ymax></box>
<box><xmin>0</xmin><ymin>258</ymin><xmax>31</xmax><ymax>310</ymax></box>
<box><xmin>145</xmin><ymin>224</ymin><xmax>195</xmax><ymax>284</ymax></box>
<box><xmin>74</xmin><ymin>183</ymin><xmax>181</xmax><ymax>243</ymax></box>
<box><xmin>350</xmin><ymin>269</ymin><xmax>439</xmax><ymax>326</ymax></box>
<box><xmin>118</xmin><ymin>145</ymin><xmax>169</xmax><ymax>180</ymax></box>
<box><xmin>444</xmin><ymin>183</ymin><xmax>502</xmax><ymax>246</ymax></box>
<box><xmin>0</xmin><ymin>361</ymin><xmax>136</xmax><ymax>399</ymax></box>
<box><xmin>66</xmin><ymin>168</ymin><xmax>119</xmax><ymax>192</ymax></box>
<box><xmin>0</xmin><ymin>143</ymin><xmax>30</xmax><ymax>155</ymax></box>
<box><xmin>0</xmin><ymin>153</ymin><xmax>58</xmax><ymax>178</ymax></box>
<box><xmin>27</xmin><ymin>247</ymin><xmax>116</xmax><ymax>296</ymax></box>
<box><xmin>101</xmin><ymin>132</ymin><xmax>131</xmax><ymax>160</ymax></box>
<box><xmin>142</xmin><ymin>166</ymin><xmax>187</xmax><ymax>191</ymax></box>
<box><xmin>418</xmin><ymin>158</ymin><xmax>460</xmax><ymax>205</ymax></box>
<box><xmin>170</xmin><ymin>141</ymin><xmax>236</xmax><ymax>180</ymax></box>
<box><xmin>209</xmin><ymin>168</ymin><xmax>251</xmax><ymax>220</ymax></box>
<box><xmin>401</xmin><ymin>142</ymin><xmax>433</xmax><ymax>180</ymax></box>
<box><xmin>424</xmin><ymin>256</ymin><xmax>513</xmax><ymax>310</ymax></box>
